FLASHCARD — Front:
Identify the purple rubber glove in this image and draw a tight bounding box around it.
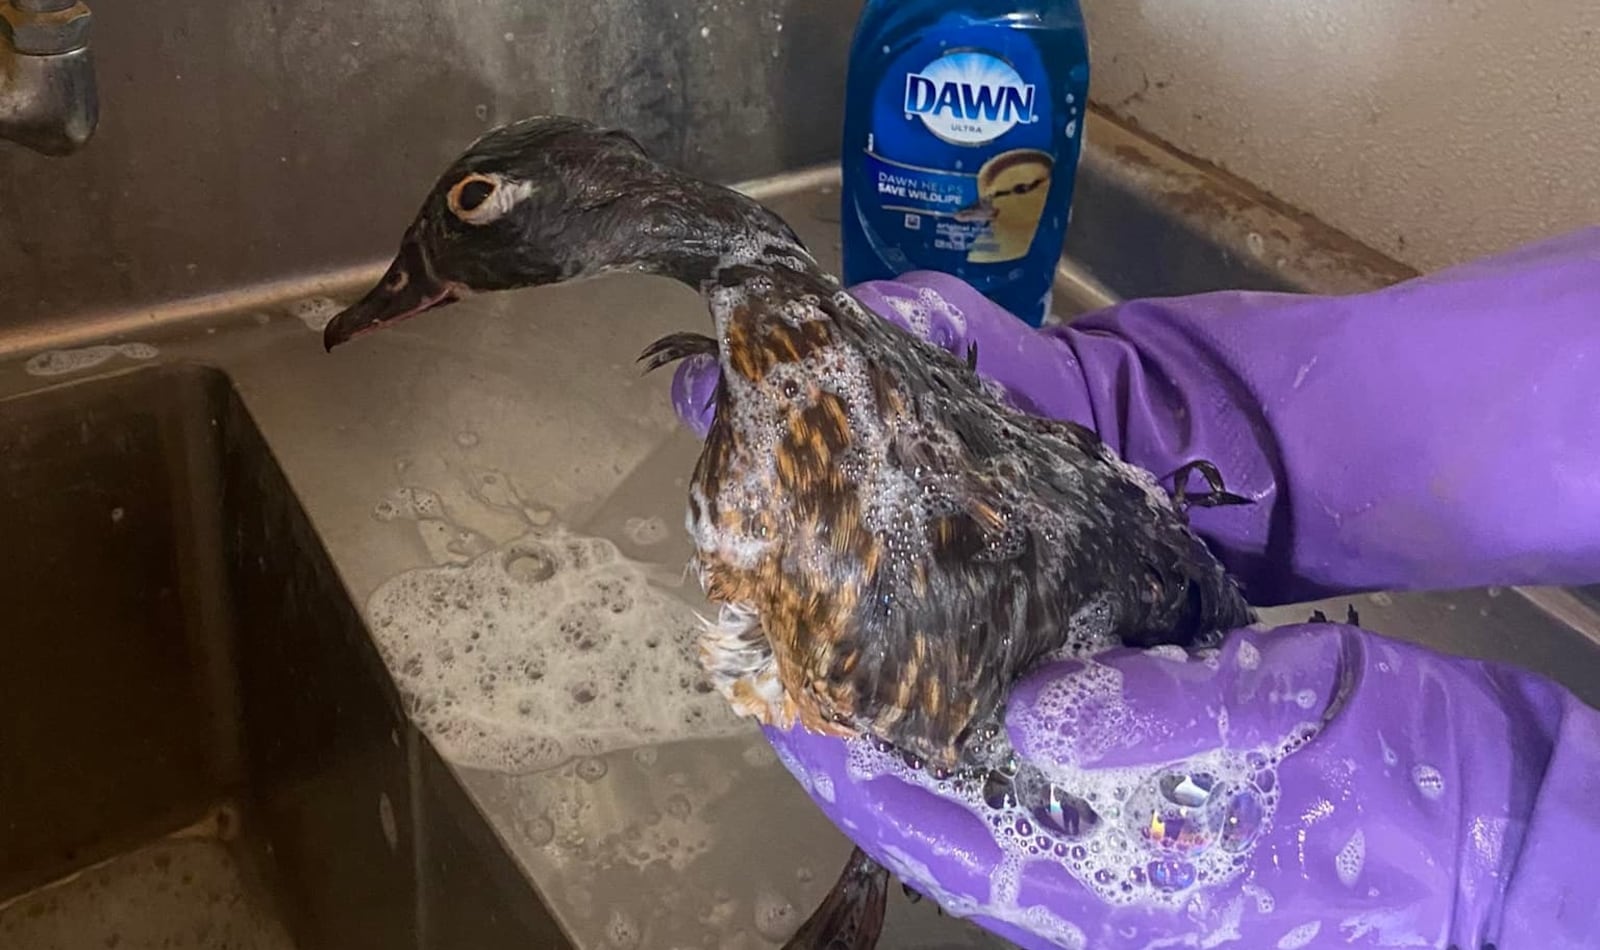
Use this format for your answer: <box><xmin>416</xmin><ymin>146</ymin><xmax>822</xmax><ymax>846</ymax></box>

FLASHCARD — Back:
<box><xmin>671</xmin><ymin>227</ymin><xmax>1600</xmax><ymax>948</ymax></box>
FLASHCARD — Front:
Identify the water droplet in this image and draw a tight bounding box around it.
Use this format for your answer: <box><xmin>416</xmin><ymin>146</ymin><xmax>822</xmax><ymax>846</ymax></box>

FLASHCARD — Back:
<box><xmin>1336</xmin><ymin>829</ymin><xmax>1365</xmax><ymax>886</ymax></box>
<box><xmin>378</xmin><ymin>793</ymin><xmax>399</xmax><ymax>851</ymax></box>
<box><xmin>1148</xmin><ymin>858</ymin><xmax>1196</xmax><ymax>891</ymax></box>
<box><xmin>982</xmin><ymin>770</ymin><xmax>1016</xmax><ymax>809</ymax></box>
<box><xmin>753</xmin><ymin>889</ymin><xmax>798</xmax><ymax>941</ymax></box>
<box><xmin>1134</xmin><ymin>773</ymin><xmax>1227</xmax><ymax>851</ymax></box>
<box><xmin>1412</xmin><ymin>764</ymin><xmax>1444</xmax><ymax>800</ymax></box>
<box><xmin>665</xmin><ymin>793</ymin><xmax>692</xmax><ymax>819</ymax></box>
<box><xmin>605</xmin><ymin>908</ymin><xmax>641</xmax><ymax>948</ymax></box>
<box><xmin>1160</xmin><ymin>772</ymin><xmax>1216</xmax><ymax>808</ymax></box>
<box><xmin>521</xmin><ymin>814</ymin><xmax>555</xmax><ymax>846</ymax></box>
<box><xmin>505</xmin><ymin>546</ymin><xmax>556</xmax><ymax>583</ymax></box>
<box><xmin>1028</xmin><ymin>783</ymin><xmax>1099</xmax><ymax>839</ymax></box>
<box><xmin>1276</xmin><ymin>921</ymin><xmax>1322</xmax><ymax>949</ymax></box>
<box><xmin>1217</xmin><ymin>787</ymin><xmax>1266</xmax><ymax>853</ymax></box>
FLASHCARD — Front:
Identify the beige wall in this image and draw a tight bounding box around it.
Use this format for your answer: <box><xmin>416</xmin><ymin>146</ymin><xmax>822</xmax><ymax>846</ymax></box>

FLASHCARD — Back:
<box><xmin>1082</xmin><ymin>0</ymin><xmax>1600</xmax><ymax>272</ymax></box>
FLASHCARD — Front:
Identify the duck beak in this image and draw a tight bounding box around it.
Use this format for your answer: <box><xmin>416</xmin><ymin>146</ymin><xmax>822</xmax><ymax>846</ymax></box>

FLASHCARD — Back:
<box><xmin>324</xmin><ymin>232</ymin><xmax>462</xmax><ymax>351</ymax></box>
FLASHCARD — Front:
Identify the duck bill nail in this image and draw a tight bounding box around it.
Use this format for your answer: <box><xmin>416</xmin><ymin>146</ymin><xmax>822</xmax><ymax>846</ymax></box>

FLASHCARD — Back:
<box><xmin>323</xmin><ymin>241</ymin><xmax>459</xmax><ymax>351</ymax></box>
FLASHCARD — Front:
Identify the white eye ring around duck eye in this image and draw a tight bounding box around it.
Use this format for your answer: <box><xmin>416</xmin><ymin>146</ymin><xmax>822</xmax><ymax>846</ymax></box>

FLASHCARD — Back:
<box><xmin>447</xmin><ymin>172</ymin><xmax>535</xmax><ymax>226</ymax></box>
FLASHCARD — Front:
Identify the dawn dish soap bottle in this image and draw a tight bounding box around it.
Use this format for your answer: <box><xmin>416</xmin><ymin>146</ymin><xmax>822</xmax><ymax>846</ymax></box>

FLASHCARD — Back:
<box><xmin>839</xmin><ymin>0</ymin><xmax>1090</xmax><ymax>327</ymax></box>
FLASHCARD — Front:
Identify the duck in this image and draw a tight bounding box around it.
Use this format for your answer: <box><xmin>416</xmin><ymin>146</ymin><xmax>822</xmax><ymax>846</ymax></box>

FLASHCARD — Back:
<box><xmin>323</xmin><ymin>115</ymin><xmax>1254</xmax><ymax>949</ymax></box>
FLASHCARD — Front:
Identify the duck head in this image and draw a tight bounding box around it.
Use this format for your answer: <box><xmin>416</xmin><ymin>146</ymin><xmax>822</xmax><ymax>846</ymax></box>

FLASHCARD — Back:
<box><xmin>323</xmin><ymin>116</ymin><xmax>666</xmax><ymax>350</ymax></box>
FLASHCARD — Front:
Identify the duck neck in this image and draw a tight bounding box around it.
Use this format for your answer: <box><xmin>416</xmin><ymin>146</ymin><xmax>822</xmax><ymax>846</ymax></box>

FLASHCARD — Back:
<box><xmin>586</xmin><ymin>165</ymin><xmax>817</xmax><ymax>289</ymax></box>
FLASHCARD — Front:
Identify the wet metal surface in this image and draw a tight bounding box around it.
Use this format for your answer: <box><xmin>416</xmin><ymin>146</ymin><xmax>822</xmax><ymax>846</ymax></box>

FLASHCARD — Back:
<box><xmin>1</xmin><ymin>117</ymin><xmax>1596</xmax><ymax>947</ymax></box>
<box><xmin>1</xmin><ymin>834</ymin><xmax>297</xmax><ymax>950</ymax></box>
<box><xmin>0</xmin><ymin>365</ymin><xmax>556</xmax><ymax>948</ymax></box>
<box><xmin>0</xmin><ymin>0</ymin><xmax>857</xmax><ymax>332</ymax></box>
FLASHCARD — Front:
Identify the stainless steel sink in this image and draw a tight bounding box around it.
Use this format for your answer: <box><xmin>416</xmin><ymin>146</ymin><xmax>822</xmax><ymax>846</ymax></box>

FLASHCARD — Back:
<box><xmin>0</xmin><ymin>110</ymin><xmax>1596</xmax><ymax>950</ymax></box>
<box><xmin>0</xmin><ymin>364</ymin><xmax>567</xmax><ymax>949</ymax></box>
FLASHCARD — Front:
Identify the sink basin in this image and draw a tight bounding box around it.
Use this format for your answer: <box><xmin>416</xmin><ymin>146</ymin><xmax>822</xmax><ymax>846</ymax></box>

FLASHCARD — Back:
<box><xmin>0</xmin><ymin>365</ymin><xmax>566</xmax><ymax>949</ymax></box>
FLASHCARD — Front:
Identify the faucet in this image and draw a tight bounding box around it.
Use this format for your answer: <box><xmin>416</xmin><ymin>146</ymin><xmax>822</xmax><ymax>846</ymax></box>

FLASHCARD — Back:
<box><xmin>0</xmin><ymin>0</ymin><xmax>95</xmax><ymax>155</ymax></box>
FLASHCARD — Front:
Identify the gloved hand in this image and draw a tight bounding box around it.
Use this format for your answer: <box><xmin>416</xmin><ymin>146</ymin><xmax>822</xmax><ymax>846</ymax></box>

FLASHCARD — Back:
<box><xmin>670</xmin><ymin>227</ymin><xmax>1600</xmax><ymax>948</ymax></box>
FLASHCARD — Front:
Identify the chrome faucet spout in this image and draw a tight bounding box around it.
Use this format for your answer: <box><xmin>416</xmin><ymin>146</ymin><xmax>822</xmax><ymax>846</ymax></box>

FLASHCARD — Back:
<box><xmin>0</xmin><ymin>0</ymin><xmax>96</xmax><ymax>156</ymax></box>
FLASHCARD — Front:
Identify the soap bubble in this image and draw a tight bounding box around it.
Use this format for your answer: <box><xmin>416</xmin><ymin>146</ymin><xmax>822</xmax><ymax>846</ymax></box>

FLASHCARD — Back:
<box><xmin>365</xmin><ymin>527</ymin><xmax>743</xmax><ymax>773</ymax></box>
<box><xmin>1023</xmin><ymin>780</ymin><xmax>1098</xmax><ymax>840</ymax></box>
<box><xmin>1412</xmin><ymin>764</ymin><xmax>1445</xmax><ymax>800</ymax></box>
<box><xmin>1147</xmin><ymin>858</ymin><xmax>1197</xmax><ymax>891</ymax></box>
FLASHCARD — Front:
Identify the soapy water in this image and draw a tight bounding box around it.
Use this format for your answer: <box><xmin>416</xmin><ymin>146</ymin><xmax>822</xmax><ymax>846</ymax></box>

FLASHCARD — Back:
<box><xmin>372</xmin><ymin>485</ymin><xmax>497</xmax><ymax>565</ymax></box>
<box><xmin>1335</xmin><ymin>829</ymin><xmax>1365</xmax><ymax>887</ymax></box>
<box><xmin>366</xmin><ymin>527</ymin><xmax>746</xmax><ymax>773</ymax></box>
<box><xmin>806</xmin><ymin>657</ymin><xmax>1313</xmax><ymax>929</ymax></box>
<box><xmin>1275</xmin><ymin>920</ymin><xmax>1321</xmax><ymax>949</ymax></box>
<box><xmin>877</xmin><ymin>286</ymin><xmax>968</xmax><ymax>346</ymax></box>
<box><xmin>24</xmin><ymin>342</ymin><xmax>158</xmax><ymax>377</ymax></box>
<box><xmin>606</xmin><ymin>908</ymin><xmax>642</xmax><ymax>948</ymax></box>
<box><xmin>1241</xmin><ymin>882</ymin><xmax>1275</xmax><ymax>915</ymax></box>
<box><xmin>1411</xmin><ymin>763</ymin><xmax>1444</xmax><ymax>800</ymax></box>
<box><xmin>623</xmin><ymin>516</ymin><xmax>669</xmax><ymax>546</ymax></box>
<box><xmin>751</xmin><ymin>889</ymin><xmax>799</xmax><ymax>942</ymax></box>
<box><xmin>288</xmin><ymin>295</ymin><xmax>344</xmax><ymax>332</ymax></box>
<box><xmin>879</xmin><ymin>843</ymin><xmax>1087</xmax><ymax>949</ymax></box>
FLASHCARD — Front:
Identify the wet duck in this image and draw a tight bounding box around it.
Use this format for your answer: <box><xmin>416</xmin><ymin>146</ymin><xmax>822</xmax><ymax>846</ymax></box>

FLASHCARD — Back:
<box><xmin>324</xmin><ymin>115</ymin><xmax>1254</xmax><ymax>947</ymax></box>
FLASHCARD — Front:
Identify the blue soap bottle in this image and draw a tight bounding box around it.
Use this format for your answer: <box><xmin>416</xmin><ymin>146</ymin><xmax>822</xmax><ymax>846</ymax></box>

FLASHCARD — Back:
<box><xmin>839</xmin><ymin>0</ymin><xmax>1090</xmax><ymax>327</ymax></box>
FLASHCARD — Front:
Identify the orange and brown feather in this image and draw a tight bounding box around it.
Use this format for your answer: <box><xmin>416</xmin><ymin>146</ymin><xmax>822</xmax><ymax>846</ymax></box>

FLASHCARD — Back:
<box><xmin>657</xmin><ymin>265</ymin><xmax>1251</xmax><ymax>771</ymax></box>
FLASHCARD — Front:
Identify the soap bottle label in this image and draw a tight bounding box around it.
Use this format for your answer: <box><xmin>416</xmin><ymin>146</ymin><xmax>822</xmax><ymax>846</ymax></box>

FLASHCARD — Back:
<box><xmin>861</xmin><ymin>27</ymin><xmax>1076</xmax><ymax>274</ymax></box>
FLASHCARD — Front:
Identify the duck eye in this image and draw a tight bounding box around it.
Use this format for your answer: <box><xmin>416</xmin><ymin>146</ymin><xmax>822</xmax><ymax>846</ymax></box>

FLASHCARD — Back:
<box><xmin>448</xmin><ymin>173</ymin><xmax>504</xmax><ymax>222</ymax></box>
<box><xmin>456</xmin><ymin>177</ymin><xmax>496</xmax><ymax>212</ymax></box>
<box><xmin>447</xmin><ymin>173</ymin><xmax>535</xmax><ymax>225</ymax></box>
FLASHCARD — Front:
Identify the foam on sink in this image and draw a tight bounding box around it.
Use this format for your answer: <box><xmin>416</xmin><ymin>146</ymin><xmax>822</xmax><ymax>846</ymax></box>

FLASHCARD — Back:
<box><xmin>25</xmin><ymin>343</ymin><xmax>159</xmax><ymax>377</ymax></box>
<box><xmin>366</xmin><ymin>527</ymin><xmax>745</xmax><ymax>773</ymax></box>
<box><xmin>287</xmin><ymin>296</ymin><xmax>343</xmax><ymax>332</ymax></box>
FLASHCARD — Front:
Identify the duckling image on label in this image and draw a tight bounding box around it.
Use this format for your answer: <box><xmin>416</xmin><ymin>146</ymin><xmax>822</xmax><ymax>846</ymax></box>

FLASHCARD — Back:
<box><xmin>963</xmin><ymin>148</ymin><xmax>1054</xmax><ymax>264</ymax></box>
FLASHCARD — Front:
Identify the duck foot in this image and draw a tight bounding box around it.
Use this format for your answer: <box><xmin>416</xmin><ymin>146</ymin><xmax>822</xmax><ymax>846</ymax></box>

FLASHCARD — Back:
<box><xmin>1170</xmin><ymin>459</ymin><xmax>1253</xmax><ymax>509</ymax></box>
<box><xmin>783</xmin><ymin>846</ymin><xmax>889</xmax><ymax>950</ymax></box>
<box><xmin>1308</xmin><ymin>604</ymin><xmax>1362</xmax><ymax>626</ymax></box>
